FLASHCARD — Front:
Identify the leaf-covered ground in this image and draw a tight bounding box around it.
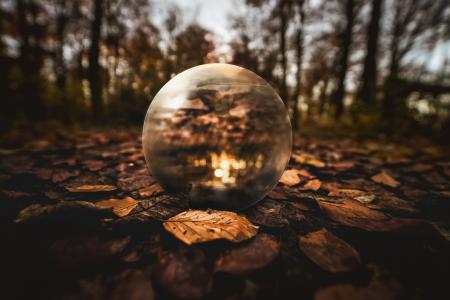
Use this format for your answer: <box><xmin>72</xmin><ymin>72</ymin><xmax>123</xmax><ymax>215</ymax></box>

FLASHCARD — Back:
<box><xmin>1</xmin><ymin>129</ymin><xmax>449</xmax><ymax>300</ymax></box>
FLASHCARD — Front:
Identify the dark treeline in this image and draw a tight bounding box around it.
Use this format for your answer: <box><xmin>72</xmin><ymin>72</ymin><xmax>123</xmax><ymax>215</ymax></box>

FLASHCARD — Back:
<box><xmin>0</xmin><ymin>0</ymin><xmax>449</xmax><ymax>139</ymax></box>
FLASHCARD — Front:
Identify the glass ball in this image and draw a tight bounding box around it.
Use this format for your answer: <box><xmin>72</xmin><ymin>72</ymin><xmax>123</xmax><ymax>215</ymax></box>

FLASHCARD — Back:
<box><xmin>142</xmin><ymin>64</ymin><xmax>292</xmax><ymax>210</ymax></box>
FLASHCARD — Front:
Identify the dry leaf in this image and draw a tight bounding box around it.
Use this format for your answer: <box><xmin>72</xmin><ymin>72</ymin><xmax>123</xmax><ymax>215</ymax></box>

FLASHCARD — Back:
<box><xmin>292</xmin><ymin>153</ymin><xmax>326</xmax><ymax>168</ymax></box>
<box><xmin>299</xmin><ymin>228</ymin><xmax>360</xmax><ymax>273</ymax></box>
<box><xmin>14</xmin><ymin>201</ymin><xmax>114</xmax><ymax>223</ymax></box>
<box><xmin>33</xmin><ymin>168</ymin><xmax>52</xmax><ymax>180</ymax></box>
<box><xmin>319</xmin><ymin>199</ymin><xmax>413</xmax><ymax>231</ymax></box>
<box><xmin>66</xmin><ymin>184</ymin><xmax>118</xmax><ymax>193</ymax></box>
<box><xmin>327</xmin><ymin>188</ymin><xmax>376</xmax><ymax>204</ymax></box>
<box><xmin>371</xmin><ymin>171</ymin><xmax>400</xmax><ymax>188</ymax></box>
<box><xmin>52</xmin><ymin>169</ymin><xmax>80</xmax><ymax>183</ymax></box>
<box><xmin>78</xmin><ymin>269</ymin><xmax>154</xmax><ymax>300</ymax></box>
<box><xmin>154</xmin><ymin>247</ymin><xmax>212</xmax><ymax>299</ymax></box>
<box><xmin>245</xmin><ymin>199</ymin><xmax>289</xmax><ymax>228</ymax></box>
<box><xmin>315</xmin><ymin>284</ymin><xmax>396</xmax><ymax>300</ymax></box>
<box><xmin>215</xmin><ymin>233</ymin><xmax>280</xmax><ymax>274</ymax></box>
<box><xmin>96</xmin><ymin>196</ymin><xmax>138</xmax><ymax>217</ymax></box>
<box><xmin>328</xmin><ymin>188</ymin><xmax>366</xmax><ymax>198</ymax></box>
<box><xmin>279</xmin><ymin>169</ymin><xmax>304</xmax><ymax>186</ymax></box>
<box><xmin>163</xmin><ymin>210</ymin><xmax>258</xmax><ymax>245</ymax></box>
<box><xmin>83</xmin><ymin>160</ymin><xmax>104</xmax><ymax>171</ymax></box>
<box><xmin>302</xmin><ymin>179</ymin><xmax>322</xmax><ymax>191</ymax></box>
<box><xmin>267</xmin><ymin>189</ymin><xmax>289</xmax><ymax>200</ymax></box>
<box><xmin>136</xmin><ymin>183</ymin><xmax>163</xmax><ymax>198</ymax></box>
<box><xmin>327</xmin><ymin>161</ymin><xmax>355</xmax><ymax>171</ymax></box>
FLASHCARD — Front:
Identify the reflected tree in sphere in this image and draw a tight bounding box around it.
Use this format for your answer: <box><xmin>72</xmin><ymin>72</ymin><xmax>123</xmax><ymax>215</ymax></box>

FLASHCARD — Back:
<box><xmin>143</xmin><ymin>64</ymin><xmax>292</xmax><ymax>210</ymax></box>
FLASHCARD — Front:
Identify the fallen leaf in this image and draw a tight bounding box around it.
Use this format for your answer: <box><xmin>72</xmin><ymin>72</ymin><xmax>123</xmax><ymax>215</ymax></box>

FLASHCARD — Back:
<box><xmin>83</xmin><ymin>160</ymin><xmax>104</xmax><ymax>171</ymax></box>
<box><xmin>51</xmin><ymin>236</ymin><xmax>130</xmax><ymax>269</ymax></box>
<box><xmin>299</xmin><ymin>228</ymin><xmax>360</xmax><ymax>273</ymax></box>
<box><xmin>215</xmin><ymin>234</ymin><xmax>280</xmax><ymax>274</ymax></box>
<box><xmin>79</xmin><ymin>269</ymin><xmax>154</xmax><ymax>300</ymax></box>
<box><xmin>327</xmin><ymin>161</ymin><xmax>355</xmax><ymax>171</ymax></box>
<box><xmin>314</xmin><ymin>284</ymin><xmax>395</xmax><ymax>300</ymax></box>
<box><xmin>371</xmin><ymin>171</ymin><xmax>400</xmax><ymax>188</ymax></box>
<box><xmin>66</xmin><ymin>184</ymin><xmax>118</xmax><ymax>193</ymax></box>
<box><xmin>163</xmin><ymin>210</ymin><xmax>258</xmax><ymax>245</ymax></box>
<box><xmin>96</xmin><ymin>196</ymin><xmax>138</xmax><ymax>217</ymax></box>
<box><xmin>33</xmin><ymin>168</ymin><xmax>52</xmax><ymax>180</ymax></box>
<box><xmin>117</xmin><ymin>175</ymin><xmax>155</xmax><ymax>192</ymax></box>
<box><xmin>279</xmin><ymin>169</ymin><xmax>304</xmax><ymax>186</ymax></box>
<box><xmin>267</xmin><ymin>189</ymin><xmax>289</xmax><ymax>200</ymax></box>
<box><xmin>327</xmin><ymin>188</ymin><xmax>376</xmax><ymax>204</ymax></box>
<box><xmin>319</xmin><ymin>199</ymin><xmax>413</xmax><ymax>231</ymax></box>
<box><xmin>15</xmin><ymin>201</ymin><xmax>114</xmax><ymax>223</ymax></box>
<box><xmin>292</xmin><ymin>153</ymin><xmax>326</xmax><ymax>168</ymax></box>
<box><xmin>154</xmin><ymin>247</ymin><xmax>212</xmax><ymax>299</ymax></box>
<box><xmin>354</xmin><ymin>194</ymin><xmax>376</xmax><ymax>204</ymax></box>
<box><xmin>245</xmin><ymin>199</ymin><xmax>289</xmax><ymax>228</ymax></box>
<box><xmin>52</xmin><ymin>169</ymin><xmax>80</xmax><ymax>183</ymax></box>
<box><xmin>1</xmin><ymin>189</ymin><xmax>32</xmax><ymax>199</ymax></box>
<box><xmin>302</xmin><ymin>179</ymin><xmax>322</xmax><ymax>191</ymax></box>
<box><xmin>135</xmin><ymin>183</ymin><xmax>163</xmax><ymax>198</ymax></box>
<box><xmin>328</xmin><ymin>188</ymin><xmax>366</xmax><ymax>198</ymax></box>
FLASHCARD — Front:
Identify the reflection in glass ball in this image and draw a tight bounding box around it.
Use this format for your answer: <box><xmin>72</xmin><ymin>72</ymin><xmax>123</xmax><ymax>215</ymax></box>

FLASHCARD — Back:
<box><xmin>143</xmin><ymin>64</ymin><xmax>292</xmax><ymax>210</ymax></box>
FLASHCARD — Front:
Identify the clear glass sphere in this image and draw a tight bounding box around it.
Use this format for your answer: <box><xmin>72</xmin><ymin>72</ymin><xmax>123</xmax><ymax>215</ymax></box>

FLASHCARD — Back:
<box><xmin>143</xmin><ymin>64</ymin><xmax>292</xmax><ymax>210</ymax></box>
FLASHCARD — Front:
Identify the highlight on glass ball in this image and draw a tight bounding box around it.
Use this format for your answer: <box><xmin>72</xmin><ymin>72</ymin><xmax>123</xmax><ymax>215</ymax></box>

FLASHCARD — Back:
<box><xmin>142</xmin><ymin>63</ymin><xmax>292</xmax><ymax>210</ymax></box>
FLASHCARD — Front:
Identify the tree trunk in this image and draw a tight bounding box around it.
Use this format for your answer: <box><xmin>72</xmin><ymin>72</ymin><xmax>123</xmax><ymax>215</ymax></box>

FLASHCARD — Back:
<box><xmin>292</xmin><ymin>0</ymin><xmax>305</xmax><ymax>133</ymax></box>
<box><xmin>333</xmin><ymin>0</ymin><xmax>355</xmax><ymax>120</ymax></box>
<box><xmin>88</xmin><ymin>0</ymin><xmax>104</xmax><ymax>122</ymax></box>
<box><xmin>318</xmin><ymin>79</ymin><xmax>329</xmax><ymax>116</ymax></box>
<box><xmin>357</xmin><ymin>0</ymin><xmax>383</xmax><ymax>105</ymax></box>
<box><xmin>278</xmin><ymin>0</ymin><xmax>288</xmax><ymax>105</ymax></box>
<box><xmin>382</xmin><ymin>4</ymin><xmax>402</xmax><ymax>122</ymax></box>
<box><xmin>55</xmin><ymin>1</ymin><xmax>69</xmax><ymax>123</ymax></box>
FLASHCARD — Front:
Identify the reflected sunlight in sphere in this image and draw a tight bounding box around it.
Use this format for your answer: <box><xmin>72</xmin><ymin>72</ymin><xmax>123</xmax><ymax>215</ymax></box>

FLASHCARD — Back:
<box><xmin>142</xmin><ymin>64</ymin><xmax>292</xmax><ymax>210</ymax></box>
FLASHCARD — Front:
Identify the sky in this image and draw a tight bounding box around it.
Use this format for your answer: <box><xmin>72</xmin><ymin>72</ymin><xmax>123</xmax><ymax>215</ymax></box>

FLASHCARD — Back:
<box><xmin>156</xmin><ymin>0</ymin><xmax>448</xmax><ymax>72</ymax></box>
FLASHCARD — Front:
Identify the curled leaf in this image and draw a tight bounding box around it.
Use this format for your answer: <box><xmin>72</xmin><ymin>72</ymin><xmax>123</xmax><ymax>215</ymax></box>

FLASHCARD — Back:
<box><xmin>163</xmin><ymin>210</ymin><xmax>258</xmax><ymax>245</ymax></box>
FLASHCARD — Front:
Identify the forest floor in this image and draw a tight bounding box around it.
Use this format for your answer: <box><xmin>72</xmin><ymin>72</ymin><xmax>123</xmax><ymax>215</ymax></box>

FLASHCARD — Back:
<box><xmin>0</xmin><ymin>128</ymin><xmax>449</xmax><ymax>300</ymax></box>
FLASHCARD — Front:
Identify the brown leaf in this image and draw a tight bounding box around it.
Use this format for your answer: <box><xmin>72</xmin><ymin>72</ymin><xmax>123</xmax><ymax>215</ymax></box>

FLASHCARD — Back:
<box><xmin>66</xmin><ymin>184</ymin><xmax>118</xmax><ymax>193</ymax></box>
<box><xmin>163</xmin><ymin>210</ymin><xmax>258</xmax><ymax>245</ymax></box>
<box><xmin>293</xmin><ymin>153</ymin><xmax>326</xmax><ymax>168</ymax></box>
<box><xmin>302</xmin><ymin>179</ymin><xmax>322</xmax><ymax>191</ymax></box>
<box><xmin>79</xmin><ymin>269</ymin><xmax>154</xmax><ymax>300</ymax></box>
<box><xmin>215</xmin><ymin>233</ymin><xmax>280</xmax><ymax>274</ymax></box>
<box><xmin>327</xmin><ymin>188</ymin><xmax>376</xmax><ymax>204</ymax></box>
<box><xmin>267</xmin><ymin>189</ymin><xmax>289</xmax><ymax>200</ymax></box>
<box><xmin>299</xmin><ymin>228</ymin><xmax>360</xmax><ymax>273</ymax></box>
<box><xmin>314</xmin><ymin>284</ymin><xmax>395</xmax><ymax>300</ymax></box>
<box><xmin>245</xmin><ymin>200</ymin><xmax>289</xmax><ymax>228</ymax></box>
<box><xmin>136</xmin><ymin>183</ymin><xmax>163</xmax><ymax>198</ymax></box>
<box><xmin>83</xmin><ymin>160</ymin><xmax>105</xmax><ymax>172</ymax></box>
<box><xmin>117</xmin><ymin>175</ymin><xmax>155</xmax><ymax>192</ymax></box>
<box><xmin>96</xmin><ymin>196</ymin><xmax>138</xmax><ymax>217</ymax></box>
<box><xmin>371</xmin><ymin>171</ymin><xmax>400</xmax><ymax>188</ymax></box>
<box><xmin>33</xmin><ymin>168</ymin><xmax>53</xmax><ymax>180</ymax></box>
<box><xmin>154</xmin><ymin>247</ymin><xmax>212</xmax><ymax>299</ymax></box>
<box><xmin>327</xmin><ymin>161</ymin><xmax>355</xmax><ymax>171</ymax></box>
<box><xmin>14</xmin><ymin>201</ymin><xmax>114</xmax><ymax>223</ymax></box>
<box><xmin>52</xmin><ymin>169</ymin><xmax>80</xmax><ymax>183</ymax></box>
<box><xmin>319</xmin><ymin>199</ymin><xmax>412</xmax><ymax>231</ymax></box>
<box><xmin>51</xmin><ymin>236</ymin><xmax>130</xmax><ymax>269</ymax></box>
<box><xmin>279</xmin><ymin>169</ymin><xmax>304</xmax><ymax>186</ymax></box>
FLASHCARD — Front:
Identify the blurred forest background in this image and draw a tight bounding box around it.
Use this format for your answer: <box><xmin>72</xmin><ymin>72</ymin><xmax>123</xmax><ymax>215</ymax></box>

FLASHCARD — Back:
<box><xmin>0</xmin><ymin>0</ymin><xmax>449</xmax><ymax>141</ymax></box>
